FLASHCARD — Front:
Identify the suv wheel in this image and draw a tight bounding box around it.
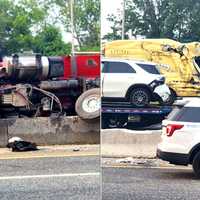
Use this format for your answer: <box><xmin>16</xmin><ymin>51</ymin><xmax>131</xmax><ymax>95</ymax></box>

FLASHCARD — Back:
<box><xmin>129</xmin><ymin>88</ymin><xmax>150</xmax><ymax>107</ymax></box>
<box><xmin>192</xmin><ymin>151</ymin><xmax>200</xmax><ymax>178</ymax></box>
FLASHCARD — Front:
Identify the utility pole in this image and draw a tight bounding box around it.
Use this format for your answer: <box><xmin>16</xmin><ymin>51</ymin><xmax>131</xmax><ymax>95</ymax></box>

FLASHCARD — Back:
<box><xmin>70</xmin><ymin>0</ymin><xmax>77</xmax><ymax>77</ymax></box>
<box><xmin>122</xmin><ymin>0</ymin><xmax>125</xmax><ymax>40</ymax></box>
<box><xmin>70</xmin><ymin>0</ymin><xmax>75</xmax><ymax>55</ymax></box>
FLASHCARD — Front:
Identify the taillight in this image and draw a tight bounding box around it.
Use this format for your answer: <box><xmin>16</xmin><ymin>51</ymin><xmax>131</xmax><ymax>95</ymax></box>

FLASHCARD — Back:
<box><xmin>166</xmin><ymin>124</ymin><xmax>184</xmax><ymax>137</ymax></box>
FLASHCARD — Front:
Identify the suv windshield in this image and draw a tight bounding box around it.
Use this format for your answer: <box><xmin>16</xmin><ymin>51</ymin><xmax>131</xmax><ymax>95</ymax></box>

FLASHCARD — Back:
<box><xmin>136</xmin><ymin>63</ymin><xmax>160</xmax><ymax>75</ymax></box>
<box><xmin>168</xmin><ymin>107</ymin><xmax>200</xmax><ymax>123</ymax></box>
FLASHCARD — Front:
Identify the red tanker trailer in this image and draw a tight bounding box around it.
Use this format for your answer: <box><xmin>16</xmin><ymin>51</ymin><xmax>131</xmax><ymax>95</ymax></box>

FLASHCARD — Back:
<box><xmin>0</xmin><ymin>52</ymin><xmax>100</xmax><ymax>120</ymax></box>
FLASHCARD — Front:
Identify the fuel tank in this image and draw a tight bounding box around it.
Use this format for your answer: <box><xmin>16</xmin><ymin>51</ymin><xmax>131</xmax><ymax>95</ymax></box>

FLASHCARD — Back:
<box><xmin>1</xmin><ymin>54</ymin><xmax>64</xmax><ymax>82</ymax></box>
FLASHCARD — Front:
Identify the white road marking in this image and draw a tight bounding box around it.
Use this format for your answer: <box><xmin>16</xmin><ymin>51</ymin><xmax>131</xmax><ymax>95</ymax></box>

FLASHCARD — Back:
<box><xmin>0</xmin><ymin>172</ymin><xmax>100</xmax><ymax>180</ymax></box>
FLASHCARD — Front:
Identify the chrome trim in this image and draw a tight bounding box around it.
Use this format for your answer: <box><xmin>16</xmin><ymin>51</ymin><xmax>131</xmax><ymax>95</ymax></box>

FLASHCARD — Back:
<box><xmin>41</xmin><ymin>56</ymin><xmax>49</xmax><ymax>79</ymax></box>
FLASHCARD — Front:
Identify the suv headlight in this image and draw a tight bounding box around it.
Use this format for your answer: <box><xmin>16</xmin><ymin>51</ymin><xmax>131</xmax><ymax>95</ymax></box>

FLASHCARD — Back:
<box><xmin>156</xmin><ymin>77</ymin><xmax>165</xmax><ymax>84</ymax></box>
<box><xmin>149</xmin><ymin>77</ymin><xmax>165</xmax><ymax>89</ymax></box>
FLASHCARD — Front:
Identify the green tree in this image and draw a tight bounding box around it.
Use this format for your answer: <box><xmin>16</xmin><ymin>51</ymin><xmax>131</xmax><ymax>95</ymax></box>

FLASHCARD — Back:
<box><xmin>0</xmin><ymin>0</ymin><xmax>71</xmax><ymax>56</ymax></box>
<box><xmin>103</xmin><ymin>14</ymin><xmax>123</xmax><ymax>41</ymax></box>
<box><xmin>0</xmin><ymin>0</ymin><xmax>45</xmax><ymax>55</ymax></box>
<box><xmin>48</xmin><ymin>0</ymin><xmax>100</xmax><ymax>51</ymax></box>
<box><xmin>33</xmin><ymin>25</ymin><xmax>71</xmax><ymax>56</ymax></box>
<box><xmin>104</xmin><ymin>0</ymin><xmax>200</xmax><ymax>42</ymax></box>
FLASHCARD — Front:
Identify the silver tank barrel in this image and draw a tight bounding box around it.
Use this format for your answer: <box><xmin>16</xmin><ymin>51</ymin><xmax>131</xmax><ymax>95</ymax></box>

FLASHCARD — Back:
<box><xmin>1</xmin><ymin>54</ymin><xmax>64</xmax><ymax>81</ymax></box>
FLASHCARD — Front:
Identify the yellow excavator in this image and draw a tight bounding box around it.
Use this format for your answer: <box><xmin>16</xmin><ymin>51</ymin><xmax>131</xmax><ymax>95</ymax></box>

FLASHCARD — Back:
<box><xmin>103</xmin><ymin>39</ymin><xmax>200</xmax><ymax>97</ymax></box>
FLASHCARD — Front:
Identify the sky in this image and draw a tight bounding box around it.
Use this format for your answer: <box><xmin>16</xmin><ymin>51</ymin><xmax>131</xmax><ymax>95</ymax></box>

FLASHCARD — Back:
<box><xmin>101</xmin><ymin>0</ymin><xmax>123</xmax><ymax>39</ymax></box>
<box><xmin>61</xmin><ymin>28</ymin><xmax>72</xmax><ymax>43</ymax></box>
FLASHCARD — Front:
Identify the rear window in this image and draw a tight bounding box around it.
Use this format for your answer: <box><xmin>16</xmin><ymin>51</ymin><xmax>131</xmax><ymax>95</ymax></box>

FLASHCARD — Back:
<box><xmin>87</xmin><ymin>59</ymin><xmax>97</xmax><ymax>67</ymax></box>
<box><xmin>168</xmin><ymin>107</ymin><xmax>200</xmax><ymax>123</ymax></box>
<box><xmin>136</xmin><ymin>63</ymin><xmax>160</xmax><ymax>75</ymax></box>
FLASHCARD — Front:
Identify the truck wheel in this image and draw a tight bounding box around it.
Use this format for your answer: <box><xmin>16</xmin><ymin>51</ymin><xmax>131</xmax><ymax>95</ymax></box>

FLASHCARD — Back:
<box><xmin>75</xmin><ymin>88</ymin><xmax>100</xmax><ymax>120</ymax></box>
<box><xmin>129</xmin><ymin>88</ymin><xmax>150</xmax><ymax>107</ymax></box>
<box><xmin>192</xmin><ymin>151</ymin><xmax>200</xmax><ymax>178</ymax></box>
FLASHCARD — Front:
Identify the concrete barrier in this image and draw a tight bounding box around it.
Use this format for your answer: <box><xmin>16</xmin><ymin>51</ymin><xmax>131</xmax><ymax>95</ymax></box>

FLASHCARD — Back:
<box><xmin>0</xmin><ymin>116</ymin><xmax>100</xmax><ymax>147</ymax></box>
<box><xmin>101</xmin><ymin>129</ymin><xmax>161</xmax><ymax>158</ymax></box>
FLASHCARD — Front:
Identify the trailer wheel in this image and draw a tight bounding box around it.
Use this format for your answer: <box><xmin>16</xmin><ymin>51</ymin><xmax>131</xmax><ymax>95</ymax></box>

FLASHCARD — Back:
<box><xmin>75</xmin><ymin>88</ymin><xmax>100</xmax><ymax>120</ymax></box>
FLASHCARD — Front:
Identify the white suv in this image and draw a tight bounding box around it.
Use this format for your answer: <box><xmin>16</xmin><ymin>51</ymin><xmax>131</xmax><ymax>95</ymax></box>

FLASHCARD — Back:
<box><xmin>157</xmin><ymin>98</ymin><xmax>200</xmax><ymax>177</ymax></box>
<box><xmin>101</xmin><ymin>58</ymin><xmax>173</xmax><ymax>107</ymax></box>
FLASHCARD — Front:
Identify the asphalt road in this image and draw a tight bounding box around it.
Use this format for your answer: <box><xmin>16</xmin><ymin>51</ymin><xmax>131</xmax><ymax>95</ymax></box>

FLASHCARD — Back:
<box><xmin>0</xmin><ymin>155</ymin><xmax>100</xmax><ymax>200</ymax></box>
<box><xmin>102</xmin><ymin>166</ymin><xmax>200</xmax><ymax>200</ymax></box>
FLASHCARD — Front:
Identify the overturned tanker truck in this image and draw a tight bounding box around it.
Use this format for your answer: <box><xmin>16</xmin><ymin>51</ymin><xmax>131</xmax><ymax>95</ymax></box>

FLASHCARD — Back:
<box><xmin>0</xmin><ymin>52</ymin><xmax>100</xmax><ymax>120</ymax></box>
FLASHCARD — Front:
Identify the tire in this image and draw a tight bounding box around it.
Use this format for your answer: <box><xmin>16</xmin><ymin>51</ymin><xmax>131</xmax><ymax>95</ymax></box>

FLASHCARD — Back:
<box><xmin>75</xmin><ymin>88</ymin><xmax>100</xmax><ymax>120</ymax></box>
<box><xmin>160</xmin><ymin>88</ymin><xmax>176</xmax><ymax>106</ymax></box>
<box><xmin>192</xmin><ymin>151</ymin><xmax>200</xmax><ymax>178</ymax></box>
<box><xmin>129</xmin><ymin>87</ymin><xmax>150</xmax><ymax>107</ymax></box>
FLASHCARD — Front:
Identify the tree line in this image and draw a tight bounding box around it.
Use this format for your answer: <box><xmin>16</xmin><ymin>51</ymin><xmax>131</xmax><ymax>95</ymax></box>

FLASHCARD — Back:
<box><xmin>104</xmin><ymin>0</ymin><xmax>200</xmax><ymax>43</ymax></box>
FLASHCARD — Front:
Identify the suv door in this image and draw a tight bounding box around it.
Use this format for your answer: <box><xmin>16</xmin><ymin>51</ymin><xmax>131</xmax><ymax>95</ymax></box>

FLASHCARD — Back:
<box><xmin>102</xmin><ymin>61</ymin><xmax>137</xmax><ymax>97</ymax></box>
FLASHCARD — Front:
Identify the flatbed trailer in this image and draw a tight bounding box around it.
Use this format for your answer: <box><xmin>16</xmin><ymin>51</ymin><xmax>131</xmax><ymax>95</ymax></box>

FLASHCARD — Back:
<box><xmin>101</xmin><ymin>102</ymin><xmax>172</xmax><ymax>129</ymax></box>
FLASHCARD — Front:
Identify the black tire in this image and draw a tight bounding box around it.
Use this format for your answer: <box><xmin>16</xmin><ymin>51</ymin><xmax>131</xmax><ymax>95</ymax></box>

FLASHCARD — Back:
<box><xmin>75</xmin><ymin>88</ymin><xmax>100</xmax><ymax>120</ymax></box>
<box><xmin>129</xmin><ymin>87</ymin><xmax>150</xmax><ymax>107</ymax></box>
<box><xmin>160</xmin><ymin>88</ymin><xmax>176</xmax><ymax>106</ymax></box>
<box><xmin>192</xmin><ymin>151</ymin><xmax>200</xmax><ymax>178</ymax></box>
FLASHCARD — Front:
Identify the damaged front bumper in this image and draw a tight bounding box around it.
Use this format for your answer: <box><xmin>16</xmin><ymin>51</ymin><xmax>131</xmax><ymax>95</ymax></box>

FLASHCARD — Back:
<box><xmin>153</xmin><ymin>84</ymin><xmax>171</xmax><ymax>102</ymax></box>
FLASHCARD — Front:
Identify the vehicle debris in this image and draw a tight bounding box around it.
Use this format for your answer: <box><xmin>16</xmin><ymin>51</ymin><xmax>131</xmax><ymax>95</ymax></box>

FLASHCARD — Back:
<box><xmin>7</xmin><ymin>137</ymin><xmax>38</xmax><ymax>152</ymax></box>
